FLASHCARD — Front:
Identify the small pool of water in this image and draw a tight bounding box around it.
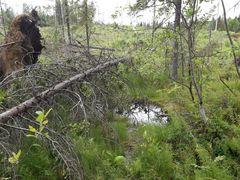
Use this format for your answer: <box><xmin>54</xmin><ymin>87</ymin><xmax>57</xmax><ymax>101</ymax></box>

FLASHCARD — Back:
<box><xmin>123</xmin><ymin>103</ymin><xmax>168</xmax><ymax>125</ymax></box>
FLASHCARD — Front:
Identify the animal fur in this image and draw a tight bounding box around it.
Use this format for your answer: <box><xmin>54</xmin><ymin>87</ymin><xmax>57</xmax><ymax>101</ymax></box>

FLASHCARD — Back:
<box><xmin>0</xmin><ymin>10</ymin><xmax>43</xmax><ymax>76</ymax></box>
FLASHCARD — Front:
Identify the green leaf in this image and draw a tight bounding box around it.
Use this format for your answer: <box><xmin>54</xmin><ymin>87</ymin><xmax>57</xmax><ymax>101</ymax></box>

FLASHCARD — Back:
<box><xmin>42</xmin><ymin>120</ymin><xmax>48</xmax><ymax>125</ymax></box>
<box><xmin>8</xmin><ymin>150</ymin><xmax>21</xmax><ymax>164</ymax></box>
<box><xmin>36</xmin><ymin>111</ymin><xmax>43</xmax><ymax>115</ymax></box>
<box><xmin>44</xmin><ymin>108</ymin><xmax>52</xmax><ymax>118</ymax></box>
<box><xmin>39</xmin><ymin>125</ymin><xmax>44</xmax><ymax>133</ymax></box>
<box><xmin>32</xmin><ymin>144</ymin><xmax>41</xmax><ymax>148</ymax></box>
<box><xmin>28</xmin><ymin>125</ymin><xmax>37</xmax><ymax>133</ymax></box>
<box><xmin>36</xmin><ymin>113</ymin><xmax>45</xmax><ymax>123</ymax></box>
<box><xmin>114</xmin><ymin>156</ymin><xmax>125</xmax><ymax>165</ymax></box>
<box><xmin>167</xmin><ymin>84</ymin><xmax>181</xmax><ymax>94</ymax></box>
<box><xmin>26</xmin><ymin>134</ymin><xmax>37</xmax><ymax>138</ymax></box>
<box><xmin>214</xmin><ymin>156</ymin><xmax>225</xmax><ymax>162</ymax></box>
<box><xmin>44</xmin><ymin>132</ymin><xmax>49</xmax><ymax>138</ymax></box>
<box><xmin>143</xmin><ymin>130</ymin><xmax>148</xmax><ymax>139</ymax></box>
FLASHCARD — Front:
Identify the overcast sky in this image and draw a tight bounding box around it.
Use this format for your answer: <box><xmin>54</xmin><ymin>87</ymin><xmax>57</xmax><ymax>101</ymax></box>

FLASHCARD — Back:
<box><xmin>3</xmin><ymin>0</ymin><xmax>240</xmax><ymax>25</ymax></box>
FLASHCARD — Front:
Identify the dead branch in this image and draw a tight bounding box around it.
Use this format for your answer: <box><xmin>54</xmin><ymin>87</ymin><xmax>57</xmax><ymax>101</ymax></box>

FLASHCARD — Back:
<box><xmin>76</xmin><ymin>44</ymin><xmax>116</xmax><ymax>52</ymax></box>
<box><xmin>219</xmin><ymin>77</ymin><xmax>237</xmax><ymax>96</ymax></box>
<box><xmin>0</xmin><ymin>57</ymin><xmax>127</xmax><ymax>123</ymax></box>
<box><xmin>0</xmin><ymin>41</ymin><xmax>21</xmax><ymax>48</ymax></box>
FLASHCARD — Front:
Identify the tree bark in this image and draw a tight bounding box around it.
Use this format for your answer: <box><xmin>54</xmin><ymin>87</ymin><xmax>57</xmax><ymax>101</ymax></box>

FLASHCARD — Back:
<box><xmin>64</xmin><ymin>0</ymin><xmax>72</xmax><ymax>44</ymax></box>
<box><xmin>186</xmin><ymin>0</ymin><xmax>208</xmax><ymax>123</ymax></box>
<box><xmin>60</xmin><ymin>0</ymin><xmax>66</xmax><ymax>42</ymax></box>
<box><xmin>171</xmin><ymin>0</ymin><xmax>182</xmax><ymax>80</ymax></box>
<box><xmin>84</xmin><ymin>0</ymin><xmax>90</xmax><ymax>52</ymax></box>
<box><xmin>151</xmin><ymin>0</ymin><xmax>156</xmax><ymax>43</ymax></box>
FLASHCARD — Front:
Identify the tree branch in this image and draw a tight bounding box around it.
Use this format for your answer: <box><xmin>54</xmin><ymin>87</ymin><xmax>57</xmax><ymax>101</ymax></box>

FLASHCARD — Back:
<box><xmin>0</xmin><ymin>57</ymin><xmax>127</xmax><ymax>123</ymax></box>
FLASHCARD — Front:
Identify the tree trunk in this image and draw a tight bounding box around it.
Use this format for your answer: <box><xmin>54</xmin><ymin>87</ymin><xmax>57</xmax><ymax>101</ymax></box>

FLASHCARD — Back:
<box><xmin>171</xmin><ymin>0</ymin><xmax>182</xmax><ymax>80</ymax></box>
<box><xmin>60</xmin><ymin>0</ymin><xmax>66</xmax><ymax>42</ymax></box>
<box><xmin>151</xmin><ymin>0</ymin><xmax>156</xmax><ymax>43</ymax></box>
<box><xmin>221</xmin><ymin>0</ymin><xmax>240</xmax><ymax>78</ymax></box>
<box><xmin>186</xmin><ymin>0</ymin><xmax>208</xmax><ymax>124</ymax></box>
<box><xmin>0</xmin><ymin>0</ymin><xmax>6</xmax><ymax>36</ymax></box>
<box><xmin>64</xmin><ymin>0</ymin><xmax>71</xmax><ymax>44</ymax></box>
<box><xmin>85</xmin><ymin>0</ymin><xmax>90</xmax><ymax>52</ymax></box>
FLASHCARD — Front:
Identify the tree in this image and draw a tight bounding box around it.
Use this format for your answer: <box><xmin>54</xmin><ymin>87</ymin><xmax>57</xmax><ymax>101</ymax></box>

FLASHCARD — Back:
<box><xmin>221</xmin><ymin>0</ymin><xmax>240</xmax><ymax>78</ymax></box>
<box><xmin>171</xmin><ymin>0</ymin><xmax>182</xmax><ymax>80</ymax></box>
<box><xmin>54</xmin><ymin>0</ymin><xmax>65</xmax><ymax>42</ymax></box>
<box><xmin>79</xmin><ymin>0</ymin><xmax>96</xmax><ymax>51</ymax></box>
<box><xmin>22</xmin><ymin>3</ymin><xmax>33</xmax><ymax>14</ymax></box>
<box><xmin>228</xmin><ymin>17</ymin><xmax>240</xmax><ymax>33</ymax></box>
<box><xmin>130</xmin><ymin>0</ymin><xmax>211</xmax><ymax>123</ymax></box>
<box><xmin>37</xmin><ymin>6</ymin><xmax>55</xmax><ymax>27</ymax></box>
<box><xmin>63</xmin><ymin>0</ymin><xmax>71</xmax><ymax>44</ymax></box>
<box><xmin>130</xmin><ymin>0</ymin><xmax>182</xmax><ymax>80</ymax></box>
<box><xmin>0</xmin><ymin>2</ymin><xmax>14</xmax><ymax>35</ymax></box>
<box><xmin>0</xmin><ymin>0</ymin><xmax>6</xmax><ymax>36</ymax></box>
<box><xmin>55</xmin><ymin>0</ymin><xmax>63</xmax><ymax>25</ymax></box>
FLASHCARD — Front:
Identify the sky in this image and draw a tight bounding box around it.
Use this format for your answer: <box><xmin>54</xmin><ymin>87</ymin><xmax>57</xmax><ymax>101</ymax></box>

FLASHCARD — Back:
<box><xmin>2</xmin><ymin>0</ymin><xmax>240</xmax><ymax>25</ymax></box>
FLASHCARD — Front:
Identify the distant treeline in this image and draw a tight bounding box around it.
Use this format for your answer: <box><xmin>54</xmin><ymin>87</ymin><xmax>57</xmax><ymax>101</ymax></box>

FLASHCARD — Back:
<box><xmin>211</xmin><ymin>16</ymin><xmax>240</xmax><ymax>32</ymax></box>
<box><xmin>123</xmin><ymin>16</ymin><xmax>240</xmax><ymax>33</ymax></box>
<box><xmin>1</xmin><ymin>3</ymin><xmax>240</xmax><ymax>34</ymax></box>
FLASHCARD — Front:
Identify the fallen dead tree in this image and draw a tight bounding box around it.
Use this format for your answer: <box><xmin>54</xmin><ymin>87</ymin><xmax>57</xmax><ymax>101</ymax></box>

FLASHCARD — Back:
<box><xmin>0</xmin><ymin>47</ymin><xmax>129</xmax><ymax>179</ymax></box>
<box><xmin>0</xmin><ymin>57</ymin><xmax>126</xmax><ymax>123</ymax></box>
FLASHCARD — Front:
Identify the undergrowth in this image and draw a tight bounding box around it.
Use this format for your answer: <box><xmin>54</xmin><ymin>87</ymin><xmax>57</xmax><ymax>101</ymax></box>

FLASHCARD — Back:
<box><xmin>1</xmin><ymin>23</ymin><xmax>240</xmax><ymax>179</ymax></box>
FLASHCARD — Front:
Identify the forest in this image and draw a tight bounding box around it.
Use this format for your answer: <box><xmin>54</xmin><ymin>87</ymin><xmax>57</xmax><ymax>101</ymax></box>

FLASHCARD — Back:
<box><xmin>0</xmin><ymin>0</ymin><xmax>239</xmax><ymax>179</ymax></box>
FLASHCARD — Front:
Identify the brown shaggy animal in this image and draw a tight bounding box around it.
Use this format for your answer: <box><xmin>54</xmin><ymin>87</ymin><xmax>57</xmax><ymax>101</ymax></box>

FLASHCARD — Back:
<box><xmin>0</xmin><ymin>10</ymin><xmax>43</xmax><ymax>76</ymax></box>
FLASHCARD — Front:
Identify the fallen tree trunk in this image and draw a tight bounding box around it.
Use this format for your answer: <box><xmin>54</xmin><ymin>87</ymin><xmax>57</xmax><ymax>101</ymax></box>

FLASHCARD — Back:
<box><xmin>0</xmin><ymin>57</ymin><xmax>127</xmax><ymax>123</ymax></box>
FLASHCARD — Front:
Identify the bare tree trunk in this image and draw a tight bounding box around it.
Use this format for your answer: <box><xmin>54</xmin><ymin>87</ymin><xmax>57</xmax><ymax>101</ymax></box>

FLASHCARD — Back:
<box><xmin>171</xmin><ymin>0</ymin><xmax>182</xmax><ymax>80</ymax></box>
<box><xmin>215</xmin><ymin>1</ymin><xmax>220</xmax><ymax>31</ymax></box>
<box><xmin>60</xmin><ymin>0</ymin><xmax>66</xmax><ymax>42</ymax></box>
<box><xmin>54</xmin><ymin>0</ymin><xmax>60</xmax><ymax>41</ymax></box>
<box><xmin>151</xmin><ymin>0</ymin><xmax>156</xmax><ymax>43</ymax></box>
<box><xmin>186</xmin><ymin>0</ymin><xmax>208</xmax><ymax>123</ymax></box>
<box><xmin>221</xmin><ymin>0</ymin><xmax>240</xmax><ymax>78</ymax></box>
<box><xmin>0</xmin><ymin>0</ymin><xmax>6</xmax><ymax>36</ymax></box>
<box><xmin>180</xmin><ymin>35</ymin><xmax>185</xmax><ymax>77</ymax></box>
<box><xmin>64</xmin><ymin>0</ymin><xmax>72</xmax><ymax>44</ymax></box>
<box><xmin>85</xmin><ymin>0</ymin><xmax>90</xmax><ymax>52</ymax></box>
<box><xmin>187</xmin><ymin>29</ymin><xmax>208</xmax><ymax>123</ymax></box>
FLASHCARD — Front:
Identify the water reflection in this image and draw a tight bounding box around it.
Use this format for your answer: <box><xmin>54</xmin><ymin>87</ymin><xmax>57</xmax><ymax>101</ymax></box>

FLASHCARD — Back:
<box><xmin>124</xmin><ymin>104</ymin><xmax>168</xmax><ymax>125</ymax></box>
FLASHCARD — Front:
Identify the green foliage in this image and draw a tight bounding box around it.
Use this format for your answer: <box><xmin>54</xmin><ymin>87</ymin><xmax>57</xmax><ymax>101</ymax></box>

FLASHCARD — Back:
<box><xmin>0</xmin><ymin>4</ymin><xmax>15</xmax><ymax>33</ymax></box>
<box><xmin>8</xmin><ymin>2</ymin><xmax>240</xmax><ymax>178</ymax></box>
<box><xmin>72</xmin><ymin>126</ymin><xmax>128</xmax><ymax>179</ymax></box>
<box><xmin>129</xmin><ymin>130</ymin><xmax>175</xmax><ymax>179</ymax></box>
<box><xmin>194</xmin><ymin>144</ymin><xmax>233</xmax><ymax>180</ymax></box>
<box><xmin>228</xmin><ymin>17</ymin><xmax>240</xmax><ymax>32</ymax></box>
<box><xmin>27</xmin><ymin>109</ymin><xmax>51</xmax><ymax>138</ymax></box>
<box><xmin>0</xmin><ymin>89</ymin><xmax>6</xmax><ymax>104</ymax></box>
<box><xmin>78</xmin><ymin>0</ymin><xmax>96</xmax><ymax>25</ymax></box>
<box><xmin>8</xmin><ymin>150</ymin><xmax>21</xmax><ymax>165</ymax></box>
<box><xmin>17</xmin><ymin>139</ymin><xmax>58</xmax><ymax>180</ymax></box>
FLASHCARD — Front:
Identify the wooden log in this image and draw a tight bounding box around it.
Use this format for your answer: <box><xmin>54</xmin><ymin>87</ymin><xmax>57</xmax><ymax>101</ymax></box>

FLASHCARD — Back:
<box><xmin>0</xmin><ymin>57</ymin><xmax>127</xmax><ymax>123</ymax></box>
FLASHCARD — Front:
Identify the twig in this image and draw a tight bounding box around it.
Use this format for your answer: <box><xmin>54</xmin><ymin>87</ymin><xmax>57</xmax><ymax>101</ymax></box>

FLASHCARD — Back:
<box><xmin>0</xmin><ymin>57</ymin><xmax>127</xmax><ymax>123</ymax></box>
<box><xmin>219</xmin><ymin>77</ymin><xmax>237</xmax><ymax>96</ymax></box>
<box><xmin>0</xmin><ymin>41</ymin><xmax>21</xmax><ymax>48</ymax></box>
<box><xmin>73</xmin><ymin>41</ymin><xmax>115</xmax><ymax>51</ymax></box>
